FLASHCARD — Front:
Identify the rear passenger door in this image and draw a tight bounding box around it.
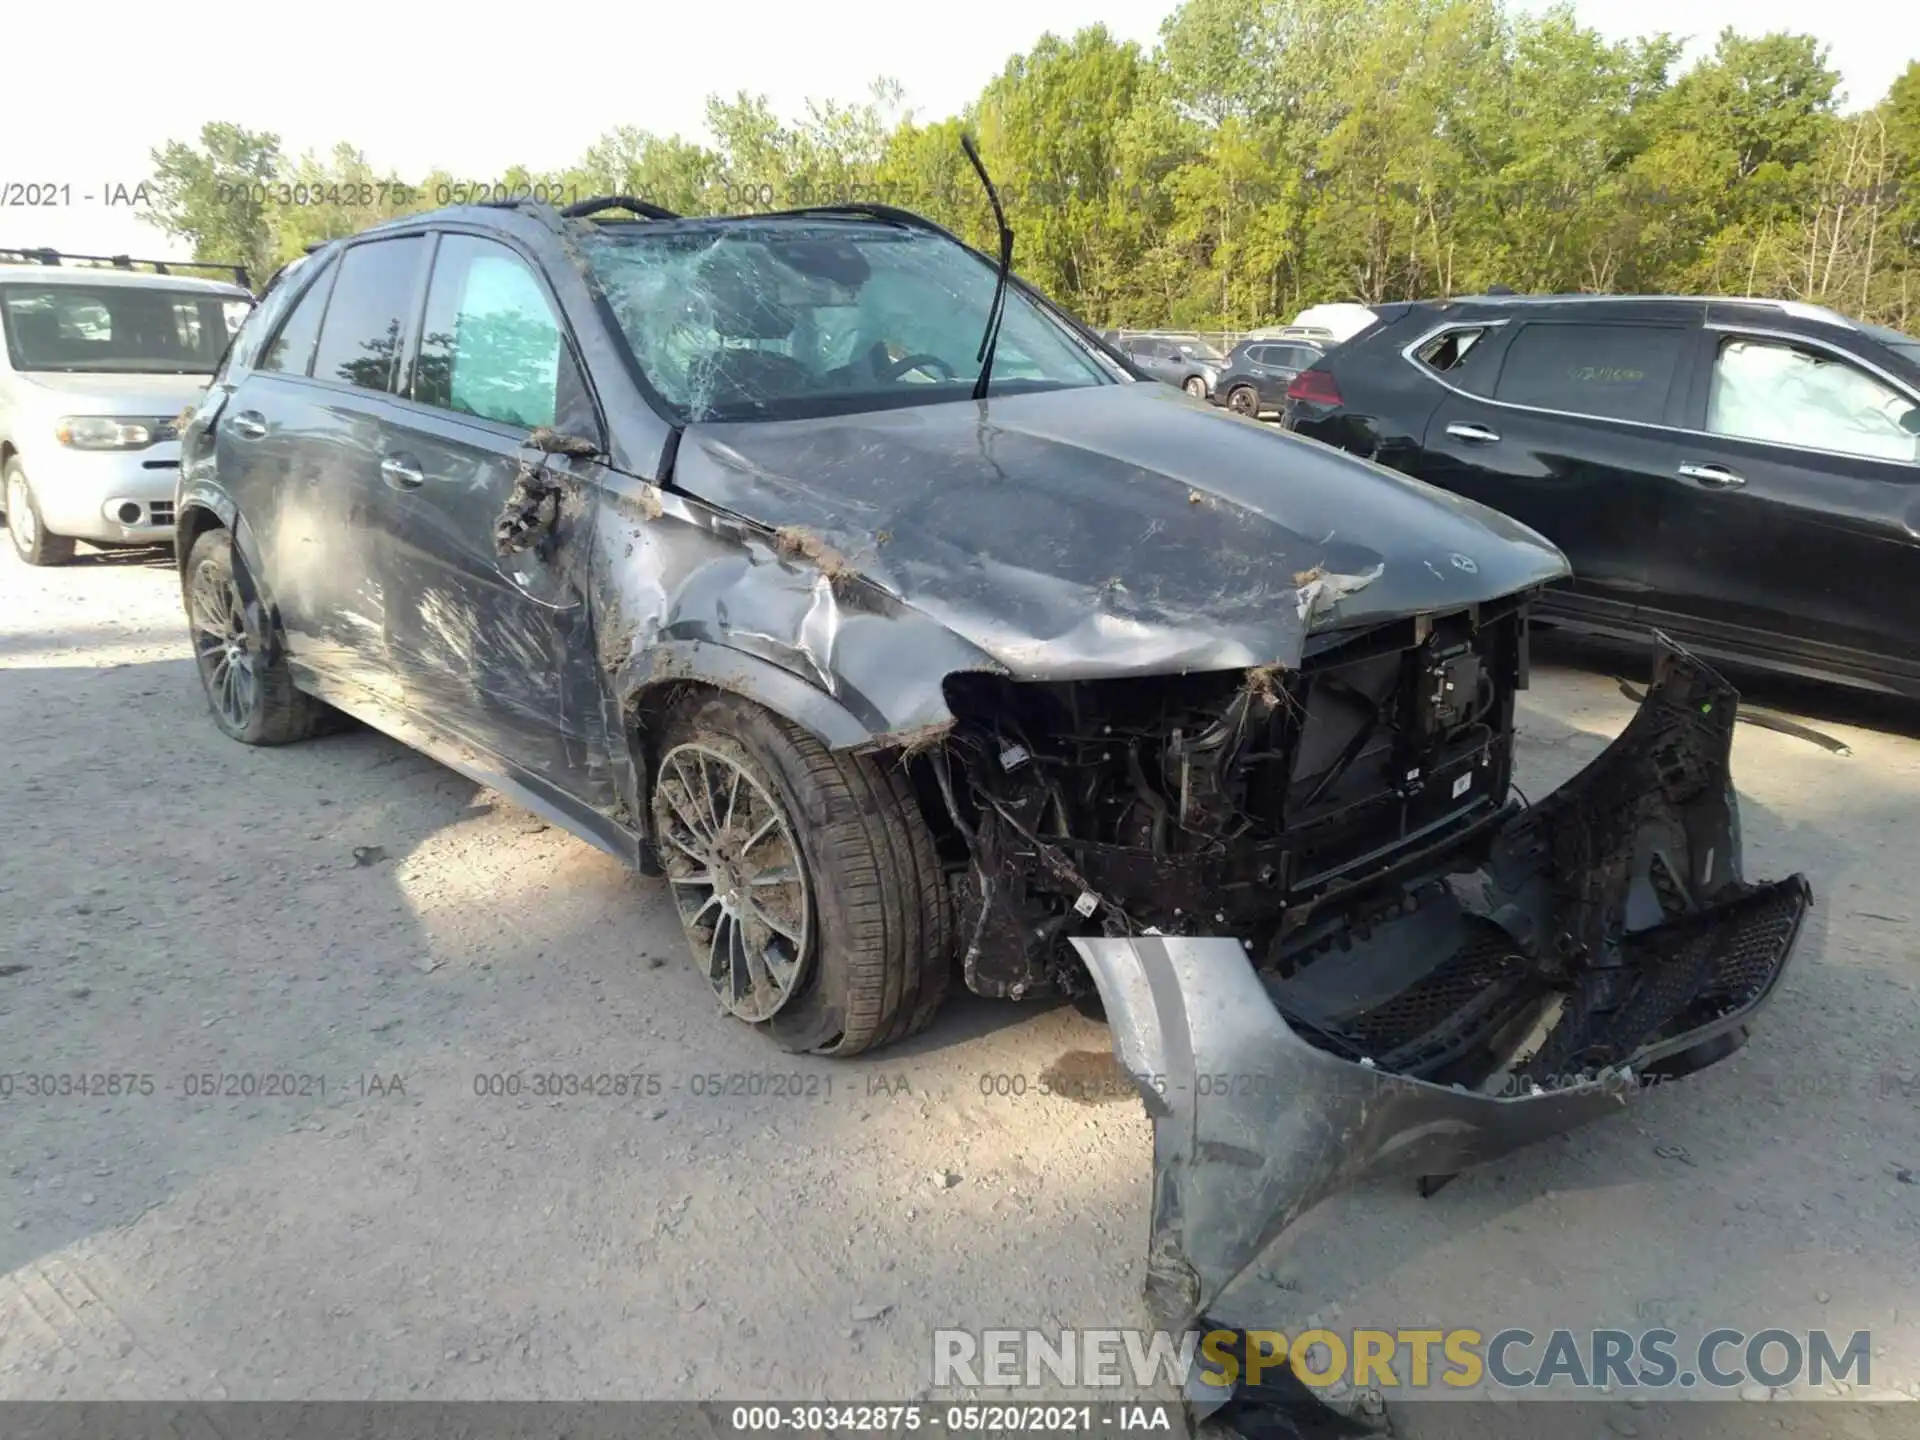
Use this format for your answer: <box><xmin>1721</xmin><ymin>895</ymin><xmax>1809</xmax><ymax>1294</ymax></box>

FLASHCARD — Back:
<box><xmin>1418</xmin><ymin>315</ymin><xmax>1695</xmax><ymax>614</ymax></box>
<box><xmin>229</xmin><ymin>235</ymin><xmax>428</xmax><ymax>717</ymax></box>
<box><xmin>215</xmin><ymin>251</ymin><xmax>336</xmax><ymax>656</ymax></box>
<box><xmin>1654</xmin><ymin>327</ymin><xmax>1920</xmax><ymax>671</ymax></box>
<box><xmin>380</xmin><ymin>230</ymin><xmax>612</xmax><ymax>804</ymax></box>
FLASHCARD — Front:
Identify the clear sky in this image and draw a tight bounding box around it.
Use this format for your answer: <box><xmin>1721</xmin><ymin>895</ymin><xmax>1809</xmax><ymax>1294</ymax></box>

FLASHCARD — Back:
<box><xmin>3</xmin><ymin>0</ymin><xmax>1908</xmax><ymax>261</ymax></box>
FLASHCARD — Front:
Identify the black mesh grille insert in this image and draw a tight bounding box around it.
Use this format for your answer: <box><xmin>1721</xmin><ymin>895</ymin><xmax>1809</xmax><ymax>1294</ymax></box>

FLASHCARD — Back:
<box><xmin>1326</xmin><ymin>920</ymin><xmax>1533</xmax><ymax>1073</ymax></box>
<box><xmin>1521</xmin><ymin>877</ymin><xmax>1809</xmax><ymax>1077</ymax></box>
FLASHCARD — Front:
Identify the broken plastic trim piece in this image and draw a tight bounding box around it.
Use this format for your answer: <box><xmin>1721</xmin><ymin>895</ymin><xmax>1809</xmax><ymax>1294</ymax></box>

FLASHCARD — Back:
<box><xmin>1614</xmin><ymin>675</ymin><xmax>1852</xmax><ymax>755</ymax></box>
<box><xmin>494</xmin><ymin>430</ymin><xmax>596</xmax><ymax>556</ymax></box>
<box><xmin>494</xmin><ymin>461</ymin><xmax>564</xmax><ymax>555</ymax></box>
<box><xmin>1069</xmin><ymin>644</ymin><xmax>1813</xmax><ymax>1422</ymax></box>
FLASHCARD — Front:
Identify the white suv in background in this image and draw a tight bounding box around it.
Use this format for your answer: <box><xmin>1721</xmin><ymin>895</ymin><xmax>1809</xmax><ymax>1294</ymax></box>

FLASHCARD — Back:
<box><xmin>0</xmin><ymin>255</ymin><xmax>252</xmax><ymax>565</ymax></box>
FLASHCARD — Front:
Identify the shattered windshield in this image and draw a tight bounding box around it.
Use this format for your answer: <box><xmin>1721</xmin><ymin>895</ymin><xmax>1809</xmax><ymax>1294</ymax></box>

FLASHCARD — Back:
<box><xmin>0</xmin><ymin>283</ymin><xmax>249</xmax><ymax>374</ymax></box>
<box><xmin>580</xmin><ymin>221</ymin><xmax>1115</xmax><ymax>422</ymax></box>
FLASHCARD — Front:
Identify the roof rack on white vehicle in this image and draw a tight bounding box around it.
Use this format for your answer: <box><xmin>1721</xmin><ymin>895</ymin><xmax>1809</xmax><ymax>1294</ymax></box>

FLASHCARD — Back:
<box><xmin>0</xmin><ymin>246</ymin><xmax>251</xmax><ymax>292</ymax></box>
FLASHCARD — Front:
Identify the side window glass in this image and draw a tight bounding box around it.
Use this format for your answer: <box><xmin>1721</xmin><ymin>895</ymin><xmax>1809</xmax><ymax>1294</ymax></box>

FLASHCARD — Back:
<box><xmin>415</xmin><ymin>235</ymin><xmax>564</xmax><ymax>429</ymax></box>
<box><xmin>255</xmin><ymin>260</ymin><xmax>335</xmax><ymax>376</ymax></box>
<box><xmin>1493</xmin><ymin>323</ymin><xmax>1684</xmax><ymax>422</ymax></box>
<box><xmin>1248</xmin><ymin>346</ymin><xmax>1273</xmax><ymax>367</ymax></box>
<box><xmin>311</xmin><ymin>236</ymin><xmax>425</xmax><ymax>392</ymax></box>
<box><xmin>1709</xmin><ymin>338</ymin><xmax>1920</xmax><ymax>463</ymax></box>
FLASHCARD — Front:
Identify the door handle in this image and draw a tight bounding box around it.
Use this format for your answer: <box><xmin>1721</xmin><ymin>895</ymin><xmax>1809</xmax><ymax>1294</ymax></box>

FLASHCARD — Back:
<box><xmin>380</xmin><ymin>454</ymin><xmax>425</xmax><ymax>490</ymax></box>
<box><xmin>1445</xmin><ymin>422</ymin><xmax>1501</xmax><ymax>443</ymax></box>
<box><xmin>1678</xmin><ymin>463</ymin><xmax>1746</xmax><ymax>489</ymax></box>
<box><xmin>229</xmin><ymin>410</ymin><xmax>267</xmax><ymax>439</ymax></box>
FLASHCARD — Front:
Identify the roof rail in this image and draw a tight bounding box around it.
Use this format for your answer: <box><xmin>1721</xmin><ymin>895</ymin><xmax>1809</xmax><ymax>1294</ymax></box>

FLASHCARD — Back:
<box><xmin>1765</xmin><ymin>298</ymin><xmax>1858</xmax><ymax>330</ymax></box>
<box><xmin>757</xmin><ymin>203</ymin><xmax>959</xmax><ymax>240</ymax></box>
<box><xmin>559</xmin><ymin>195</ymin><xmax>681</xmax><ymax>221</ymax></box>
<box><xmin>1444</xmin><ymin>291</ymin><xmax>1858</xmax><ymax>331</ymax></box>
<box><xmin>0</xmin><ymin>246</ymin><xmax>251</xmax><ymax>290</ymax></box>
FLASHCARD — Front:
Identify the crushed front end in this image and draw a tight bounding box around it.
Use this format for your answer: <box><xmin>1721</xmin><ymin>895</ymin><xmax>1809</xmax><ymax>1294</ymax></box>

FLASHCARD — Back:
<box><xmin>927</xmin><ymin>604</ymin><xmax>1810</xmax><ymax>1416</ymax></box>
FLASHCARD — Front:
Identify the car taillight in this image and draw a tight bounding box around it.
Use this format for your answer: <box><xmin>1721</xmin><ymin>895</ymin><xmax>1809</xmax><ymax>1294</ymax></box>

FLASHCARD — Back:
<box><xmin>1286</xmin><ymin>369</ymin><xmax>1343</xmax><ymax>406</ymax></box>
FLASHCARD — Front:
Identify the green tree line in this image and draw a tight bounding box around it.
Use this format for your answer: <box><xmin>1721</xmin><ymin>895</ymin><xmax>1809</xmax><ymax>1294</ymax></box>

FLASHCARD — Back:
<box><xmin>142</xmin><ymin>0</ymin><xmax>1920</xmax><ymax>330</ymax></box>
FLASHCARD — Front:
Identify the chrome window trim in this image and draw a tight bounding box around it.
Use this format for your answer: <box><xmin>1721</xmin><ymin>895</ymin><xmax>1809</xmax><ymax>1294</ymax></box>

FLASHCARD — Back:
<box><xmin>1398</xmin><ymin>317</ymin><xmax>1918</xmax><ymax>467</ymax></box>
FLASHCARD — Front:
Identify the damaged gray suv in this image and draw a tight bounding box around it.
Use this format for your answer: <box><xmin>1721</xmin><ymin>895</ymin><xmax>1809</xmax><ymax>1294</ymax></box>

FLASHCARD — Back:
<box><xmin>178</xmin><ymin>182</ymin><xmax>1812</xmax><ymax>1371</ymax></box>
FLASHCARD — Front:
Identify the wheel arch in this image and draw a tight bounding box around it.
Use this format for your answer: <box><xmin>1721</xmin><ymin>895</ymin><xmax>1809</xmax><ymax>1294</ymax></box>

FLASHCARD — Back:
<box><xmin>175</xmin><ymin>499</ymin><xmax>290</xmax><ymax>666</ymax></box>
<box><xmin>621</xmin><ymin>641</ymin><xmax>882</xmax><ymax>752</ymax></box>
<box><xmin>174</xmin><ymin>499</ymin><xmax>228</xmax><ymax>579</ymax></box>
<box><xmin>616</xmin><ymin>640</ymin><xmax>961</xmax><ymax>872</ymax></box>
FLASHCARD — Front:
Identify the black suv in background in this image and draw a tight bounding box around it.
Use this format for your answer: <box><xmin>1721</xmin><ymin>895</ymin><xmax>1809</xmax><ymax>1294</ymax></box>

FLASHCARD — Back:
<box><xmin>1211</xmin><ymin>336</ymin><xmax>1324</xmax><ymax>417</ymax></box>
<box><xmin>1283</xmin><ymin>295</ymin><xmax>1920</xmax><ymax>699</ymax></box>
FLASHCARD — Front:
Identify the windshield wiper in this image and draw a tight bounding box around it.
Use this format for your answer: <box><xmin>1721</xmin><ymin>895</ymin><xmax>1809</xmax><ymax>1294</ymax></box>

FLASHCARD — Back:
<box><xmin>960</xmin><ymin>133</ymin><xmax>1014</xmax><ymax>403</ymax></box>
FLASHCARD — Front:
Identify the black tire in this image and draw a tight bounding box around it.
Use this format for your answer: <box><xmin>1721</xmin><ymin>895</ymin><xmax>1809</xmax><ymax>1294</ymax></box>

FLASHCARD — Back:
<box><xmin>4</xmin><ymin>457</ymin><xmax>77</xmax><ymax>566</ymax></box>
<box><xmin>1182</xmin><ymin>375</ymin><xmax>1208</xmax><ymax>398</ymax></box>
<box><xmin>651</xmin><ymin>690</ymin><xmax>952</xmax><ymax>1056</ymax></box>
<box><xmin>1226</xmin><ymin>385</ymin><xmax>1259</xmax><ymax>417</ymax></box>
<box><xmin>185</xmin><ymin>527</ymin><xmax>324</xmax><ymax>745</ymax></box>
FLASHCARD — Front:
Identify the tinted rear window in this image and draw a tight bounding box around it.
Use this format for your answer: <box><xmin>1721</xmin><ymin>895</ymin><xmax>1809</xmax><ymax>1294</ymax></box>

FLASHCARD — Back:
<box><xmin>310</xmin><ymin>237</ymin><xmax>424</xmax><ymax>393</ymax></box>
<box><xmin>1494</xmin><ymin>322</ymin><xmax>1685</xmax><ymax>423</ymax></box>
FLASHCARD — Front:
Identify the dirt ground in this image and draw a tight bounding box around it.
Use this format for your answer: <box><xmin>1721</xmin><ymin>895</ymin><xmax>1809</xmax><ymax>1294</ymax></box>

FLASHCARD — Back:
<box><xmin>2</xmin><ymin>542</ymin><xmax>1917</xmax><ymax>1428</ymax></box>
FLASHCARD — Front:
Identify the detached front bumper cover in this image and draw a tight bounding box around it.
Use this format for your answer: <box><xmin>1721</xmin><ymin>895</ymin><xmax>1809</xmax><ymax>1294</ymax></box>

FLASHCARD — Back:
<box><xmin>1071</xmin><ymin>643</ymin><xmax>1812</xmax><ymax>1420</ymax></box>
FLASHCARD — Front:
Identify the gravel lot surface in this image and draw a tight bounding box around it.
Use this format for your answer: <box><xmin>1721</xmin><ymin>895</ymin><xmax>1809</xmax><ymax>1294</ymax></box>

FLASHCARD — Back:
<box><xmin>2</xmin><ymin>542</ymin><xmax>1916</xmax><ymax>1432</ymax></box>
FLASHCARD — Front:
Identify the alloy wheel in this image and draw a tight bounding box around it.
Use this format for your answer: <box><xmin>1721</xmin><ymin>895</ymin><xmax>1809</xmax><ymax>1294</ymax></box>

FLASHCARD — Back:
<box><xmin>189</xmin><ymin>562</ymin><xmax>258</xmax><ymax>730</ymax></box>
<box><xmin>1184</xmin><ymin>377</ymin><xmax>1207</xmax><ymax>397</ymax></box>
<box><xmin>1228</xmin><ymin>388</ymin><xmax>1256</xmax><ymax>416</ymax></box>
<box><xmin>652</xmin><ymin>741</ymin><xmax>812</xmax><ymax>1021</ymax></box>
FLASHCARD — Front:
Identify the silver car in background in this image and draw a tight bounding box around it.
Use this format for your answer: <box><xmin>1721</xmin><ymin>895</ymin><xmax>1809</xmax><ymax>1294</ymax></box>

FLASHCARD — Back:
<box><xmin>0</xmin><ymin>255</ymin><xmax>252</xmax><ymax>565</ymax></box>
<box><xmin>1121</xmin><ymin>333</ymin><xmax>1227</xmax><ymax>397</ymax></box>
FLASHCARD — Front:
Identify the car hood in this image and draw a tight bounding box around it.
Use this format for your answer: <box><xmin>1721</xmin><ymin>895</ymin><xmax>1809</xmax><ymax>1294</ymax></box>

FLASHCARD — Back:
<box><xmin>12</xmin><ymin>371</ymin><xmax>212</xmax><ymax>415</ymax></box>
<box><xmin>672</xmin><ymin>382</ymin><xmax>1569</xmax><ymax>679</ymax></box>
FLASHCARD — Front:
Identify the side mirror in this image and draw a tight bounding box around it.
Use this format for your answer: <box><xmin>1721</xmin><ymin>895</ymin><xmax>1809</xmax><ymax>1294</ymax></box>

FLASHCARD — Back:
<box><xmin>1898</xmin><ymin>407</ymin><xmax>1920</xmax><ymax>437</ymax></box>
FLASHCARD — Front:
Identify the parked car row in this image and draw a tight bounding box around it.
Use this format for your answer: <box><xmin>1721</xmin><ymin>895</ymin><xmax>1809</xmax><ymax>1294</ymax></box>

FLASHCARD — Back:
<box><xmin>1110</xmin><ymin>323</ymin><xmax>1338</xmax><ymax>411</ymax></box>
<box><xmin>1279</xmin><ymin>293</ymin><xmax>1920</xmax><ymax>702</ymax></box>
